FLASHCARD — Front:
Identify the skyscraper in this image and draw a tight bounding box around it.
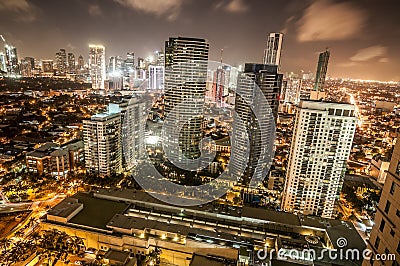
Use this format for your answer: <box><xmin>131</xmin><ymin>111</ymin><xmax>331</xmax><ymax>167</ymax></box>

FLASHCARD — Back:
<box><xmin>120</xmin><ymin>98</ymin><xmax>147</xmax><ymax>170</ymax></box>
<box><xmin>311</xmin><ymin>49</ymin><xmax>330</xmax><ymax>100</ymax></box>
<box><xmin>4</xmin><ymin>44</ymin><xmax>19</xmax><ymax>75</ymax></box>
<box><xmin>55</xmin><ymin>49</ymin><xmax>67</xmax><ymax>76</ymax></box>
<box><xmin>77</xmin><ymin>55</ymin><xmax>85</xmax><ymax>70</ymax></box>
<box><xmin>41</xmin><ymin>60</ymin><xmax>54</xmax><ymax>75</ymax></box>
<box><xmin>67</xmin><ymin>52</ymin><xmax>75</xmax><ymax>74</ymax></box>
<box><xmin>125</xmin><ymin>52</ymin><xmax>135</xmax><ymax>70</ymax></box>
<box><xmin>83</xmin><ymin>104</ymin><xmax>122</xmax><ymax>176</ymax></box>
<box><xmin>20</xmin><ymin>57</ymin><xmax>34</xmax><ymax>77</ymax></box>
<box><xmin>148</xmin><ymin>65</ymin><xmax>164</xmax><ymax>90</ymax></box>
<box><xmin>89</xmin><ymin>44</ymin><xmax>106</xmax><ymax>90</ymax></box>
<box><xmin>282</xmin><ymin>100</ymin><xmax>357</xmax><ymax>218</ymax></box>
<box><xmin>263</xmin><ymin>32</ymin><xmax>283</xmax><ymax>67</ymax></box>
<box><xmin>284</xmin><ymin>77</ymin><xmax>303</xmax><ymax>105</ymax></box>
<box><xmin>163</xmin><ymin>37</ymin><xmax>209</xmax><ymax>163</ymax></box>
<box><xmin>211</xmin><ymin>67</ymin><xmax>227</xmax><ymax>107</ymax></box>
<box><xmin>230</xmin><ymin>64</ymin><xmax>282</xmax><ymax>184</ymax></box>
<box><xmin>363</xmin><ymin>140</ymin><xmax>400</xmax><ymax>266</ymax></box>
<box><xmin>0</xmin><ymin>52</ymin><xmax>6</xmax><ymax>74</ymax></box>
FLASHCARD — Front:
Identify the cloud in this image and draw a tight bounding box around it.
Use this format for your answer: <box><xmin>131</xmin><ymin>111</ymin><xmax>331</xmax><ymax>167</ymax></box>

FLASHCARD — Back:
<box><xmin>114</xmin><ymin>0</ymin><xmax>184</xmax><ymax>21</ymax></box>
<box><xmin>215</xmin><ymin>0</ymin><xmax>249</xmax><ymax>13</ymax></box>
<box><xmin>88</xmin><ymin>4</ymin><xmax>103</xmax><ymax>17</ymax></box>
<box><xmin>281</xmin><ymin>16</ymin><xmax>295</xmax><ymax>35</ymax></box>
<box><xmin>67</xmin><ymin>43</ymin><xmax>76</xmax><ymax>51</ymax></box>
<box><xmin>297</xmin><ymin>0</ymin><xmax>366</xmax><ymax>42</ymax></box>
<box><xmin>338</xmin><ymin>61</ymin><xmax>358</xmax><ymax>68</ymax></box>
<box><xmin>0</xmin><ymin>0</ymin><xmax>38</xmax><ymax>22</ymax></box>
<box><xmin>379</xmin><ymin>57</ymin><xmax>389</xmax><ymax>63</ymax></box>
<box><xmin>225</xmin><ymin>0</ymin><xmax>248</xmax><ymax>13</ymax></box>
<box><xmin>350</xmin><ymin>45</ymin><xmax>387</xmax><ymax>62</ymax></box>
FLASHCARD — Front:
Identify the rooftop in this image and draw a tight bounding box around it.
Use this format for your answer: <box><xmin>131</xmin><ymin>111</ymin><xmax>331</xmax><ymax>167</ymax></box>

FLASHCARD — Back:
<box><xmin>68</xmin><ymin>193</ymin><xmax>129</xmax><ymax>230</ymax></box>
<box><xmin>47</xmin><ymin>198</ymin><xmax>82</xmax><ymax>218</ymax></box>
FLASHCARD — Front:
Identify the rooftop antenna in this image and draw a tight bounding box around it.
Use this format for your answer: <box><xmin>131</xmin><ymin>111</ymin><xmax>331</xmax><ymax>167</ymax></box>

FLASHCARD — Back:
<box><xmin>220</xmin><ymin>48</ymin><xmax>224</xmax><ymax>66</ymax></box>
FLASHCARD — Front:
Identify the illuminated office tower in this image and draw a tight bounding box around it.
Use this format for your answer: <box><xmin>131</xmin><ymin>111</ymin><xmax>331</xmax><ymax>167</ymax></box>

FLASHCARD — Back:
<box><xmin>124</xmin><ymin>53</ymin><xmax>135</xmax><ymax>90</ymax></box>
<box><xmin>164</xmin><ymin>37</ymin><xmax>209</xmax><ymax>162</ymax></box>
<box><xmin>41</xmin><ymin>60</ymin><xmax>54</xmax><ymax>75</ymax></box>
<box><xmin>20</xmin><ymin>57</ymin><xmax>34</xmax><ymax>77</ymax></box>
<box><xmin>0</xmin><ymin>52</ymin><xmax>6</xmax><ymax>73</ymax></box>
<box><xmin>108</xmin><ymin>56</ymin><xmax>124</xmax><ymax>90</ymax></box>
<box><xmin>363</xmin><ymin>140</ymin><xmax>400</xmax><ymax>266</ymax></box>
<box><xmin>83</xmin><ymin>104</ymin><xmax>122</xmax><ymax>176</ymax></box>
<box><xmin>67</xmin><ymin>52</ymin><xmax>75</xmax><ymax>74</ymax></box>
<box><xmin>311</xmin><ymin>49</ymin><xmax>330</xmax><ymax>100</ymax></box>
<box><xmin>148</xmin><ymin>65</ymin><xmax>164</xmax><ymax>90</ymax></box>
<box><xmin>89</xmin><ymin>44</ymin><xmax>106</xmax><ymax>90</ymax></box>
<box><xmin>5</xmin><ymin>44</ymin><xmax>19</xmax><ymax>75</ymax></box>
<box><xmin>55</xmin><ymin>49</ymin><xmax>67</xmax><ymax>75</ymax></box>
<box><xmin>137</xmin><ymin>57</ymin><xmax>145</xmax><ymax>69</ymax></box>
<box><xmin>108</xmin><ymin>56</ymin><xmax>123</xmax><ymax>72</ymax></box>
<box><xmin>125</xmin><ymin>52</ymin><xmax>135</xmax><ymax>70</ymax></box>
<box><xmin>155</xmin><ymin>50</ymin><xmax>165</xmax><ymax>66</ymax></box>
<box><xmin>263</xmin><ymin>32</ymin><xmax>283</xmax><ymax>67</ymax></box>
<box><xmin>211</xmin><ymin>67</ymin><xmax>226</xmax><ymax>106</ymax></box>
<box><xmin>282</xmin><ymin>100</ymin><xmax>357</xmax><ymax>218</ymax></box>
<box><xmin>77</xmin><ymin>55</ymin><xmax>85</xmax><ymax>70</ymax></box>
<box><xmin>284</xmin><ymin>77</ymin><xmax>303</xmax><ymax>104</ymax></box>
<box><xmin>230</xmin><ymin>64</ymin><xmax>282</xmax><ymax>184</ymax></box>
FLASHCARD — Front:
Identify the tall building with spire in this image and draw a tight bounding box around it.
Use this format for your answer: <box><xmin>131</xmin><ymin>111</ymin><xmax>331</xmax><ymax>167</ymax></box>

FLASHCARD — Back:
<box><xmin>89</xmin><ymin>44</ymin><xmax>106</xmax><ymax>90</ymax></box>
<box><xmin>163</xmin><ymin>37</ymin><xmax>209</xmax><ymax>163</ymax></box>
<box><xmin>311</xmin><ymin>49</ymin><xmax>330</xmax><ymax>100</ymax></box>
<box><xmin>281</xmin><ymin>100</ymin><xmax>357</xmax><ymax>218</ymax></box>
<box><xmin>263</xmin><ymin>32</ymin><xmax>283</xmax><ymax>68</ymax></box>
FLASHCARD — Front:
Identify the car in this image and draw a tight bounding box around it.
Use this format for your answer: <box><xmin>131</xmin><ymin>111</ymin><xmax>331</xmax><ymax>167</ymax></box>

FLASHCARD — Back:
<box><xmin>74</xmin><ymin>261</ymin><xmax>82</xmax><ymax>265</ymax></box>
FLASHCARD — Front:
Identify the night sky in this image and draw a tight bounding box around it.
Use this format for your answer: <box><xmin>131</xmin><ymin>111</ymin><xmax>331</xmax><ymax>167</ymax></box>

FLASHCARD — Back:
<box><xmin>1</xmin><ymin>0</ymin><xmax>399</xmax><ymax>81</ymax></box>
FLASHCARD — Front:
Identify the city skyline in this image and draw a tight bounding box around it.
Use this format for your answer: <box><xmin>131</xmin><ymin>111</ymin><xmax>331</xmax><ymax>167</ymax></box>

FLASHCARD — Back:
<box><xmin>0</xmin><ymin>0</ymin><xmax>399</xmax><ymax>81</ymax></box>
<box><xmin>0</xmin><ymin>1</ymin><xmax>400</xmax><ymax>265</ymax></box>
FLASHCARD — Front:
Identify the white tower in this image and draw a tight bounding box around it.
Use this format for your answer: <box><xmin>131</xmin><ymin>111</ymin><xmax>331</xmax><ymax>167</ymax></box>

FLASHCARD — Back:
<box><xmin>282</xmin><ymin>100</ymin><xmax>357</xmax><ymax>218</ymax></box>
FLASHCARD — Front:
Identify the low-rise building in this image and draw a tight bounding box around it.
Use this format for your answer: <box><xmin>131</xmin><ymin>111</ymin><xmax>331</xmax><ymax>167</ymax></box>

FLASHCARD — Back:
<box><xmin>43</xmin><ymin>188</ymin><xmax>366</xmax><ymax>266</ymax></box>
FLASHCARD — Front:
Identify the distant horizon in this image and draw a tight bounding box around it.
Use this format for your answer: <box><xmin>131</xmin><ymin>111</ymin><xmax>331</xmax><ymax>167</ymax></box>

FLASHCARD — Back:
<box><xmin>1</xmin><ymin>0</ymin><xmax>399</xmax><ymax>81</ymax></box>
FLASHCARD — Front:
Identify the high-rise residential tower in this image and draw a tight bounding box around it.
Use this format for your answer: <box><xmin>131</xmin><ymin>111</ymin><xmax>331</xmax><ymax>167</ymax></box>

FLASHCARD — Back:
<box><xmin>282</xmin><ymin>100</ymin><xmax>357</xmax><ymax>218</ymax></box>
<box><xmin>163</xmin><ymin>37</ymin><xmax>209</xmax><ymax>163</ymax></box>
<box><xmin>311</xmin><ymin>49</ymin><xmax>330</xmax><ymax>100</ymax></box>
<box><xmin>119</xmin><ymin>98</ymin><xmax>147</xmax><ymax>170</ymax></box>
<box><xmin>89</xmin><ymin>44</ymin><xmax>106</xmax><ymax>90</ymax></box>
<box><xmin>83</xmin><ymin>104</ymin><xmax>122</xmax><ymax>176</ymax></box>
<box><xmin>230</xmin><ymin>63</ymin><xmax>282</xmax><ymax>184</ymax></box>
<box><xmin>363</xmin><ymin>140</ymin><xmax>400</xmax><ymax>265</ymax></box>
<box><xmin>263</xmin><ymin>32</ymin><xmax>283</xmax><ymax>68</ymax></box>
